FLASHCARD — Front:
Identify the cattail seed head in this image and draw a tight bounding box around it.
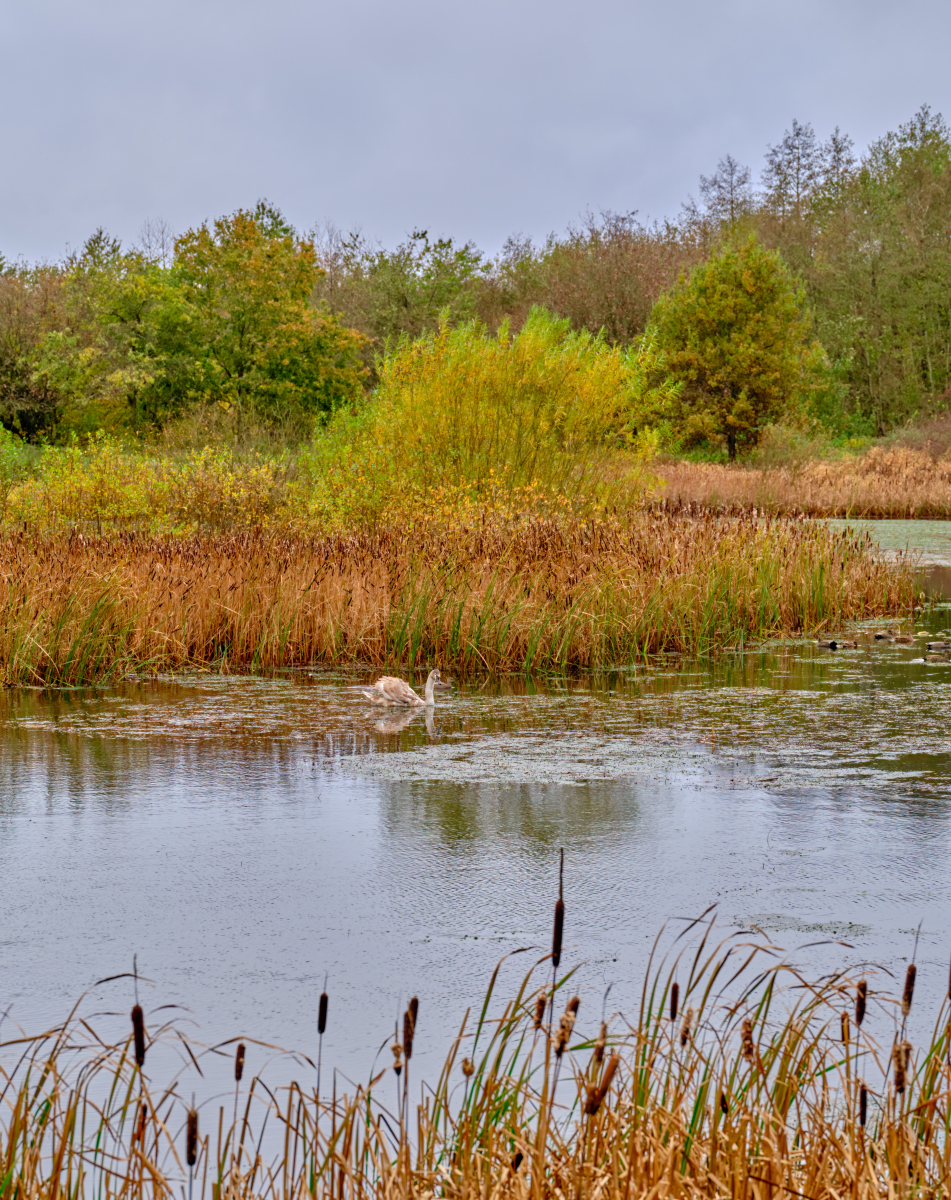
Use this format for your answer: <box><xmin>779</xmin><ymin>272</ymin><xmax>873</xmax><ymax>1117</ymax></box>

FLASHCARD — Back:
<box><xmin>533</xmin><ymin>995</ymin><xmax>546</xmax><ymax>1030</ymax></box>
<box><xmin>552</xmin><ymin>900</ymin><xmax>565</xmax><ymax>970</ymax></box>
<box><xmin>669</xmin><ymin>982</ymin><xmax>679</xmax><ymax>1023</ymax></box>
<box><xmin>902</xmin><ymin>964</ymin><xmax>916</xmax><ymax>1018</ymax></box>
<box><xmin>594</xmin><ymin>1020</ymin><xmax>607</xmax><ymax>1064</ymax></box>
<box><xmin>131</xmin><ymin>1005</ymin><xmax>146</xmax><ymax>1068</ymax></box>
<box><xmin>893</xmin><ymin>1040</ymin><xmax>911</xmax><ymax>1093</ymax></box>
<box><xmin>391</xmin><ymin>1042</ymin><xmax>403</xmax><ymax>1076</ymax></box>
<box><xmin>855</xmin><ymin>979</ymin><xmax>867</xmax><ymax>1027</ymax></box>
<box><xmin>719</xmin><ymin>1091</ymin><xmax>729</xmax><ymax>1116</ymax></box>
<box><xmin>461</xmin><ymin>1057</ymin><xmax>474</xmax><ymax>1077</ymax></box>
<box><xmin>859</xmin><ymin>1083</ymin><xmax>867</xmax><ymax>1127</ymax></box>
<box><xmin>555</xmin><ymin>999</ymin><xmax>579</xmax><ymax>1057</ymax></box>
<box><xmin>584</xmin><ymin>1051</ymin><xmax>619</xmax><ymax>1115</ymax></box>
<box><xmin>318</xmin><ymin>993</ymin><xmax>328</xmax><ymax>1035</ymax></box>
<box><xmin>741</xmin><ymin>1018</ymin><xmax>755</xmax><ymax>1063</ymax></box>
<box><xmin>235</xmin><ymin>1043</ymin><xmax>246</xmax><ymax>1083</ymax></box>
<box><xmin>680</xmin><ymin>1006</ymin><xmax>695</xmax><ymax>1048</ymax></box>
<box><xmin>841</xmin><ymin>1012</ymin><xmax>849</xmax><ymax>1045</ymax></box>
<box><xmin>186</xmin><ymin>1108</ymin><xmax>198</xmax><ymax>1167</ymax></box>
<box><xmin>403</xmin><ymin>1009</ymin><xmax>415</xmax><ymax>1061</ymax></box>
<box><xmin>409</xmin><ymin>996</ymin><xmax>419</xmax><ymax>1028</ymax></box>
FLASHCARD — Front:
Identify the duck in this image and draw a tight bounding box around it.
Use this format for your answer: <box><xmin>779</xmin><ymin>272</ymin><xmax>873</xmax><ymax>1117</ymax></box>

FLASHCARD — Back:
<box><xmin>892</xmin><ymin>634</ymin><xmax>915</xmax><ymax>644</ymax></box>
<box><xmin>926</xmin><ymin>640</ymin><xmax>951</xmax><ymax>651</ymax></box>
<box><xmin>817</xmin><ymin>637</ymin><xmax>857</xmax><ymax>650</ymax></box>
<box><xmin>926</xmin><ymin>652</ymin><xmax>950</xmax><ymax>663</ymax></box>
<box><xmin>357</xmin><ymin>668</ymin><xmax>448</xmax><ymax>707</ymax></box>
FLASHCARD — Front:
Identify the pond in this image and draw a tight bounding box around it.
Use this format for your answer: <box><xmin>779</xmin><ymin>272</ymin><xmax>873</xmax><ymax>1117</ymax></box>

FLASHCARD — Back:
<box><xmin>3</xmin><ymin>519</ymin><xmax>951</xmax><ymax>1092</ymax></box>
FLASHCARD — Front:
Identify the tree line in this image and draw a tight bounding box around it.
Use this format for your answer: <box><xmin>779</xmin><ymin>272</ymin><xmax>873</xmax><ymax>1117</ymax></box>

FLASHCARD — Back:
<box><xmin>2</xmin><ymin>105</ymin><xmax>950</xmax><ymax>453</ymax></box>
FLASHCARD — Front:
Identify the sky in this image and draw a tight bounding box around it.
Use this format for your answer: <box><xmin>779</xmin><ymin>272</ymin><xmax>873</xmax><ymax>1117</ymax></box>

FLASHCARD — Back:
<box><xmin>1</xmin><ymin>0</ymin><xmax>948</xmax><ymax>264</ymax></box>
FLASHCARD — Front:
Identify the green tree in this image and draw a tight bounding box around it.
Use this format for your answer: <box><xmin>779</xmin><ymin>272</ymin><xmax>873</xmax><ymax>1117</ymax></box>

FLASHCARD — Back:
<box><xmin>649</xmin><ymin>235</ymin><xmax>828</xmax><ymax>458</ymax></box>
<box><xmin>168</xmin><ymin>208</ymin><xmax>367</xmax><ymax>429</ymax></box>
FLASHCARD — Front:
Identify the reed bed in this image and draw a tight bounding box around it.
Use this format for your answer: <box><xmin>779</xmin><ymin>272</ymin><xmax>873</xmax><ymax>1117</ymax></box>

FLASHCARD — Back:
<box><xmin>0</xmin><ymin>510</ymin><xmax>915</xmax><ymax>684</ymax></box>
<box><xmin>659</xmin><ymin>447</ymin><xmax>951</xmax><ymax>517</ymax></box>
<box><xmin>3</xmin><ymin>918</ymin><xmax>949</xmax><ymax>1200</ymax></box>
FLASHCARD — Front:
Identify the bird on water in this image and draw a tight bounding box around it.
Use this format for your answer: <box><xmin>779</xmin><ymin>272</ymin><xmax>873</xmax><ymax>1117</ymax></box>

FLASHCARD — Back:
<box><xmin>357</xmin><ymin>668</ymin><xmax>447</xmax><ymax>707</ymax></box>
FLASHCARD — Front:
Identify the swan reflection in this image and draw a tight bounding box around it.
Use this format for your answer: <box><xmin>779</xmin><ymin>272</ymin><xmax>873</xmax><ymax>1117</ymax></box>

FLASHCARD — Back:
<box><xmin>373</xmin><ymin>709</ymin><xmax>441</xmax><ymax>739</ymax></box>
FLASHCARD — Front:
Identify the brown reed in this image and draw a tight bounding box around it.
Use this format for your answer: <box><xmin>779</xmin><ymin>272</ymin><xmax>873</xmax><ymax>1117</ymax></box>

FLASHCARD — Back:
<box><xmin>656</xmin><ymin>446</ymin><xmax>951</xmax><ymax>517</ymax></box>
<box><xmin>902</xmin><ymin>962</ymin><xmax>917</xmax><ymax>1018</ymax></box>
<box><xmin>0</xmin><ymin>506</ymin><xmax>916</xmax><ymax>684</ymax></box>
<box><xmin>3</xmin><ymin>926</ymin><xmax>951</xmax><ymax>1200</ymax></box>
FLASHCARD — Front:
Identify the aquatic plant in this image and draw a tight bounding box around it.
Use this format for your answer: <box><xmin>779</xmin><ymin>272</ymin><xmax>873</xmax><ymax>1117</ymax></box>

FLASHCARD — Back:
<box><xmin>1</xmin><ymin>916</ymin><xmax>949</xmax><ymax>1200</ymax></box>
<box><xmin>0</xmin><ymin>509</ymin><xmax>916</xmax><ymax>684</ymax></box>
<box><xmin>657</xmin><ymin>445</ymin><xmax>951</xmax><ymax>517</ymax></box>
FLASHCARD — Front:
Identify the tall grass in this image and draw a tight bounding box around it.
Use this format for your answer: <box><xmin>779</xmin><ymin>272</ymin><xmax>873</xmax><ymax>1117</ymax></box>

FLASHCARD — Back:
<box><xmin>3</xmin><ymin>918</ymin><xmax>949</xmax><ymax>1200</ymax></box>
<box><xmin>0</xmin><ymin>511</ymin><xmax>915</xmax><ymax>684</ymax></box>
<box><xmin>658</xmin><ymin>446</ymin><xmax>951</xmax><ymax>517</ymax></box>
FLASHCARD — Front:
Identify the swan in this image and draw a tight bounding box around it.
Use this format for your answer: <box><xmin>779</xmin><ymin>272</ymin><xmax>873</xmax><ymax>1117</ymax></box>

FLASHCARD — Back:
<box><xmin>358</xmin><ymin>668</ymin><xmax>446</xmax><ymax>708</ymax></box>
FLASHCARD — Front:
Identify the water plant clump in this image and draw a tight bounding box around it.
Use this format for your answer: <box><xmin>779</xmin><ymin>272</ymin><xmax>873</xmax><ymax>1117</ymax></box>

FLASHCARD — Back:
<box><xmin>1</xmin><ymin>918</ymin><xmax>947</xmax><ymax>1200</ymax></box>
<box><xmin>0</xmin><ymin>509</ymin><xmax>915</xmax><ymax>684</ymax></box>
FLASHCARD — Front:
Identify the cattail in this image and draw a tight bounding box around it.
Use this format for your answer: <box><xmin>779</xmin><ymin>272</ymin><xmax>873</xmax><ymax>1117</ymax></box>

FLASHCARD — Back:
<box><xmin>741</xmin><ymin>1018</ymin><xmax>755</xmax><ymax>1062</ymax></box>
<box><xmin>855</xmin><ymin>978</ymin><xmax>867</xmax><ymax>1027</ymax></box>
<box><xmin>841</xmin><ymin>1012</ymin><xmax>849</xmax><ymax>1045</ymax></box>
<box><xmin>461</xmin><ymin>1057</ymin><xmax>474</xmax><ymax>1077</ymax></box>
<box><xmin>669</xmin><ymin>982</ymin><xmax>679</xmax><ymax>1023</ymax></box>
<box><xmin>720</xmin><ymin>1091</ymin><xmax>729</xmax><ymax>1116</ymax></box>
<box><xmin>533</xmin><ymin>995</ymin><xmax>547</xmax><ymax>1030</ymax></box>
<box><xmin>318</xmin><ymin>992</ymin><xmax>328</xmax><ymax>1035</ymax></box>
<box><xmin>555</xmin><ymin>997</ymin><xmax>579</xmax><ymax>1057</ymax></box>
<box><xmin>594</xmin><ymin>1020</ymin><xmax>607</xmax><ymax>1064</ymax></box>
<box><xmin>902</xmin><ymin>963</ymin><xmax>916</xmax><ymax>1018</ymax></box>
<box><xmin>584</xmin><ymin>1051</ymin><xmax>620</xmax><ymax>1114</ymax></box>
<box><xmin>403</xmin><ymin>1009</ymin><xmax>415</xmax><ymax>1061</ymax></box>
<box><xmin>859</xmin><ymin>1083</ymin><xmax>867</xmax><ymax>1126</ymax></box>
<box><xmin>552</xmin><ymin>853</ymin><xmax>565</xmax><ymax>970</ymax></box>
<box><xmin>131</xmin><ymin>1005</ymin><xmax>146</xmax><ymax>1068</ymax></box>
<box><xmin>186</xmin><ymin>1107</ymin><xmax>198</xmax><ymax>1167</ymax></box>
<box><xmin>409</xmin><ymin>995</ymin><xmax>419</xmax><ymax>1029</ymax></box>
<box><xmin>680</xmin><ymin>1006</ymin><xmax>695</xmax><ymax>1047</ymax></box>
<box><xmin>893</xmin><ymin>1040</ymin><xmax>911</xmax><ymax>1093</ymax></box>
<box><xmin>235</xmin><ymin>1043</ymin><xmax>246</xmax><ymax>1082</ymax></box>
<box><xmin>391</xmin><ymin>1041</ymin><xmax>403</xmax><ymax>1076</ymax></box>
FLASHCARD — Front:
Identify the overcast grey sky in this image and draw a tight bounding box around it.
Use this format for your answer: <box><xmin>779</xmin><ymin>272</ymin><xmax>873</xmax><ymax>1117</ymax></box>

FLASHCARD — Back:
<box><xmin>1</xmin><ymin>0</ymin><xmax>947</xmax><ymax>263</ymax></box>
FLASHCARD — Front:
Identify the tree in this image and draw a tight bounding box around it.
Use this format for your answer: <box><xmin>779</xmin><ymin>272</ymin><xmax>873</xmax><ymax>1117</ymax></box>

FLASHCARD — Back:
<box><xmin>762</xmin><ymin>119</ymin><xmax>825</xmax><ymax>220</ymax></box>
<box><xmin>170</xmin><ymin>208</ymin><xmax>367</xmax><ymax>428</ymax></box>
<box><xmin>649</xmin><ymin>236</ymin><xmax>828</xmax><ymax>459</ymax></box>
<box><xmin>698</xmin><ymin>155</ymin><xmax>754</xmax><ymax>225</ymax></box>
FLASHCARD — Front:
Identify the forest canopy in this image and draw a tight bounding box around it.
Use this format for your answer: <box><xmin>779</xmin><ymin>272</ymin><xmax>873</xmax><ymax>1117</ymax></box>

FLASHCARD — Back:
<box><xmin>3</xmin><ymin>106</ymin><xmax>951</xmax><ymax>456</ymax></box>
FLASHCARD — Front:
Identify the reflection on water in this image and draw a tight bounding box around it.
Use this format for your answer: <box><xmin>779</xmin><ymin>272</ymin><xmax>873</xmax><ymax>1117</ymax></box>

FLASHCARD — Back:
<box><xmin>2</xmin><ymin>519</ymin><xmax>951</xmax><ymax>1090</ymax></box>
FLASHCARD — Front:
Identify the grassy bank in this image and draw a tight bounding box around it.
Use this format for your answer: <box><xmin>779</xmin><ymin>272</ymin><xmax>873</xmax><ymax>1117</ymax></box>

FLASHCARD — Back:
<box><xmin>657</xmin><ymin>447</ymin><xmax>951</xmax><ymax>517</ymax></box>
<box><xmin>2</xmin><ymin>920</ymin><xmax>946</xmax><ymax>1200</ymax></box>
<box><xmin>2</xmin><ymin>511</ymin><xmax>915</xmax><ymax>684</ymax></box>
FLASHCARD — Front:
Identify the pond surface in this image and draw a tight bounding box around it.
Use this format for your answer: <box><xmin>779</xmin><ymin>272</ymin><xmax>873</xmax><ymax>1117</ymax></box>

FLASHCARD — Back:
<box><xmin>3</xmin><ymin>519</ymin><xmax>951</xmax><ymax>1092</ymax></box>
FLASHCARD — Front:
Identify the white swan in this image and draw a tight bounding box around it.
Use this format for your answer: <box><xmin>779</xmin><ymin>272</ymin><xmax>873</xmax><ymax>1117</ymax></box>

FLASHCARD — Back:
<box><xmin>358</xmin><ymin>668</ymin><xmax>445</xmax><ymax>708</ymax></box>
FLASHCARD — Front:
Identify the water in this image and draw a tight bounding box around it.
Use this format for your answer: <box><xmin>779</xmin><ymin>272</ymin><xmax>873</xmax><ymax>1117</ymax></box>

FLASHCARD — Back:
<box><xmin>4</xmin><ymin>519</ymin><xmax>951</xmax><ymax>1093</ymax></box>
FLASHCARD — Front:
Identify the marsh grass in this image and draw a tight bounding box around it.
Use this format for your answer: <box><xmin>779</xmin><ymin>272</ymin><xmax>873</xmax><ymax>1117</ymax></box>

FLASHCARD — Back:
<box><xmin>658</xmin><ymin>447</ymin><xmax>951</xmax><ymax>517</ymax></box>
<box><xmin>3</xmin><ymin>920</ymin><xmax>950</xmax><ymax>1200</ymax></box>
<box><xmin>0</xmin><ymin>511</ymin><xmax>915</xmax><ymax>684</ymax></box>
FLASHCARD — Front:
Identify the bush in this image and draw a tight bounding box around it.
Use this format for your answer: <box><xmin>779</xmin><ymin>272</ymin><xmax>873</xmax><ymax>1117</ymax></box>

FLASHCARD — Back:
<box><xmin>305</xmin><ymin>308</ymin><xmax>679</xmax><ymax>523</ymax></box>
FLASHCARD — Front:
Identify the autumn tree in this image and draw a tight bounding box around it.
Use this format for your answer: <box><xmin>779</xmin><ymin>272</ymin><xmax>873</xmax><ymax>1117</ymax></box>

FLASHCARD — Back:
<box><xmin>649</xmin><ymin>235</ymin><xmax>828</xmax><ymax>458</ymax></box>
<box><xmin>170</xmin><ymin>208</ymin><xmax>366</xmax><ymax>428</ymax></box>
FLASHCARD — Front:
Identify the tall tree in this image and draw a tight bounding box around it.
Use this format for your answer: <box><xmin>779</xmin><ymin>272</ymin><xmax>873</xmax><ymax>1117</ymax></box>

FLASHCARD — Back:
<box><xmin>762</xmin><ymin>119</ymin><xmax>824</xmax><ymax>220</ymax></box>
<box><xmin>698</xmin><ymin>155</ymin><xmax>754</xmax><ymax>225</ymax></box>
<box><xmin>649</xmin><ymin>236</ymin><xmax>828</xmax><ymax>459</ymax></box>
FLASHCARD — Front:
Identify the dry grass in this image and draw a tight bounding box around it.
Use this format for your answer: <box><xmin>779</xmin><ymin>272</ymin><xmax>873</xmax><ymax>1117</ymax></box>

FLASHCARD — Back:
<box><xmin>3</xmin><ymin>919</ymin><xmax>949</xmax><ymax>1200</ymax></box>
<box><xmin>657</xmin><ymin>447</ymin><xmax>951</xmax><ymax>517</ymax></box>
<box><xmin>0</xmin><ymin>510</ymin><xmax>915</xmax><ymax>683</ymax></box>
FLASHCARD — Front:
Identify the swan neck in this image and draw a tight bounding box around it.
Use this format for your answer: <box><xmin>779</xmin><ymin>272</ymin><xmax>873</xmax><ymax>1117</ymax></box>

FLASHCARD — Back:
<box><xmin>424</xmin><ymin>677</ymin><xmax>436</xmax><ymax>706</ymax></box>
